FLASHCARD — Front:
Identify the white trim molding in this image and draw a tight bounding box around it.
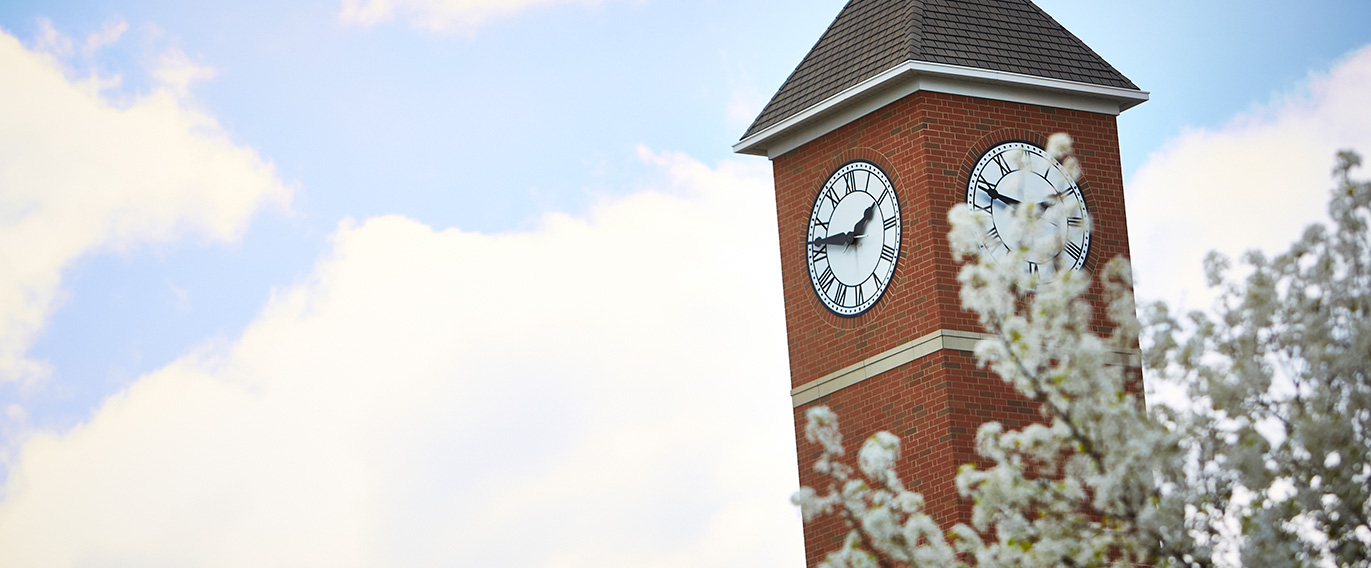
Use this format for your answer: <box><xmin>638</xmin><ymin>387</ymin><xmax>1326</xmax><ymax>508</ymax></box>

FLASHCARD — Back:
<box><xmin>790</xmin><ymin>329</ymin><xmax>990</xmax><ymax>407</ymax></box>
<box><xmin>734</xmin><ymin>61</ymin><xmax>1149</xmax><ymax>159</ymax></box>
<box><xmin>789</xmin><ymin>328</ymin><xmax>1144</xmax><ymax>407</ymax></box>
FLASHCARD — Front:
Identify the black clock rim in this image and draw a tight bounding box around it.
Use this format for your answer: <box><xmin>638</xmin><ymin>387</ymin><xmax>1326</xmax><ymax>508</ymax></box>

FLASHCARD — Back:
<box><xmin>806</xmin><ymin>159</ymin><xmax>899</xmax><ymax>319</ymax></box>
<box><xmin>967</xmin><ymin>139</ymin><xmax>1043</xmax><ymax>175</ymax></box>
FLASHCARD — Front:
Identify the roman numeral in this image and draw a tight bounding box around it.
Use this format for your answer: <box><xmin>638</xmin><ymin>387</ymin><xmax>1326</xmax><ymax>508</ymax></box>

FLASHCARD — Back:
<box><xmin>975</xmin><ymin>176</ymin><xmax>994</xmax><ymax>195</ymax></box>
<box><xmin>810</xmin><ymin>246</ymin><xmax>828</xmax><ymax>262</ymax></box>
<box><xmin>1064</xmin><ymin>240</ymin><xmax>1083</xmax><ymax>261</ymax></box>
<box><xmin>987</xmin><ymin>225</ymin><xmax>1001</xmax><ymax>241</ymax></box>
<box><xmin>843</xmin><ymin>171</ymin><xmax>857</xmax><ymax>194</ymax></box>
<box><xmin>1067</xmin><ymin>216</ymin><xmax>1084</xmax><ymax>227</ymax></box>
<box><xmin>814</xmin><ymin>218</ymin><xmax>829</xmax><ymax>230</ymax></box>
<box><xmin>834</xmin><ymin>283</ymin><xmax>848</xmax><ymax>306</ymax></box>
<box><xmin>818</xmin><ymin>266</ymin><xmax>836</xmax><ymax>291</ymax></box>
<box><xmin>1027</xmin><ymin>262</ymin><xmax>1039</xmax><ymax>276</ymax></box>
<box><xmin>825</xmin><ymin>187</ymin><xmax>840</xmax><ymax>206</ymax></box>
<box><xmin>854</xmin><ymin>284</ymin><xmax>865</xmax><ymax>306</ymax></box>
<box><xmin>872</xmin><ymin>274</ymin><xmax>883</xmax><ymax>290</ymax></box>
<box><xmin>880</xmin><ymin>245</ymin><xmax>897</xmax><ymax>263</ymax></box>
<box><xmin>992</xmin><ymin>153</ymin><xmax>1011</xmax><ymax>176</ymax></box>
<box><xmin>883</xmin><ymin>215</ymin><xmax>898</xmax><ymax>230</ymax></box>
<box><xmin>874</xmin><ymin>183</ymin><xmax>887</xmax><ymax>204</ymax></box>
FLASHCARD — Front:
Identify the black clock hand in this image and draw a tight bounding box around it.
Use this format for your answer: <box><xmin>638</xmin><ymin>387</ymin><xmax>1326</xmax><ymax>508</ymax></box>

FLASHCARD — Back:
<box><xmin>810</xmin><ymin>204</ymin><xmax>876</xmax><ymax>247</ymax></box>
<box><xmin>1035</xmin><ymin>190</ymin><xmax>1075</xmax><ymax>211</ymax></box>
<box><xmin>984</xmin><ymin>185</ymin><xmax>1022</xmax><ymax>206</ymax></box>
<box><xmin>850</xmin><ymin>204</ymin><xmax>876</xmax><ymax>237</ymax></box>
<box><xmin>809</xmin><ymin>232</ymin><xmax>855</xmax><ymax>247</ymax></box>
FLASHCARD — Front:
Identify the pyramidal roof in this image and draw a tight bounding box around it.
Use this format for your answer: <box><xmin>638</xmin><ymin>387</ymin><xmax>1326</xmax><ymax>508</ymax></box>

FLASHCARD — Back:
<box><xmin>741</xmin><ymin>0</ymin><xmax>1141</xmax><ymax>142</ymax></box>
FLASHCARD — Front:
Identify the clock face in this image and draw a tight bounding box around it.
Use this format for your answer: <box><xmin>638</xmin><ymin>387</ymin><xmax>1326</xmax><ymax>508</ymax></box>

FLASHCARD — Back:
<box><xmin>805</xmin><ymin>161</ymin><xmax>901</xmax><ymax>317</ymax></box>
<box><xmin>965</xmin><ymin>141</ymin><xmax>1091</xmax><ymax>283</ymax></box>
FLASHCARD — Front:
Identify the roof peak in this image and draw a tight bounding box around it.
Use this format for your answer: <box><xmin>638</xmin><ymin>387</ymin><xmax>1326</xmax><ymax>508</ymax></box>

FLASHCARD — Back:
<box><xmin>741</xmin><ymin>0</ymin><xmax>1140</xmax><ymax>142</ymax></box>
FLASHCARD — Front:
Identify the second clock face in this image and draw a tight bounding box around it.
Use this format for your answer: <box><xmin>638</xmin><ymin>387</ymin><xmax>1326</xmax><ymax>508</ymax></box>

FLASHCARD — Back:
<box><xmin>805</xmin><ymin>161</ymin><xmax>901</xmax><ymax>317</ymax></box>
<box><xmin>965</xmin><ymin>141</ymin><xmax>1091</xmax><ymax>283</ymax></box>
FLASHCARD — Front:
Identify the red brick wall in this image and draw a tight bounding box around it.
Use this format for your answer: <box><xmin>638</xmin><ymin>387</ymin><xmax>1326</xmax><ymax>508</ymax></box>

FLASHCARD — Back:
<box><xmin>772</xmin><ymin>90</ymin><xmax>1133</xmax><ymax>566</ymax></box>
<box><xmin>792</xmin><ymin>350</ymin><xmax>1040</xmax><ymax>567</ymax></box>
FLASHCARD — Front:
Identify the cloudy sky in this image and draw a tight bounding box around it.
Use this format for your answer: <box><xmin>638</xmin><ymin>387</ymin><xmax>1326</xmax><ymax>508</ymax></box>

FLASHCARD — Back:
<box><xmin>0</xmin><ymin>0</ymin><xmax>1368</xmax><ymax>565</ymax></box>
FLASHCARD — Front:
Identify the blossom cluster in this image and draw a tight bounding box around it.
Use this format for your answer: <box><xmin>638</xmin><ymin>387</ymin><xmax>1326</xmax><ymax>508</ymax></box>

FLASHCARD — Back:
<box><xmin>795</xmin><ymin>140</ymin><xmax>1371</xmax><ymax>568</ymax></box>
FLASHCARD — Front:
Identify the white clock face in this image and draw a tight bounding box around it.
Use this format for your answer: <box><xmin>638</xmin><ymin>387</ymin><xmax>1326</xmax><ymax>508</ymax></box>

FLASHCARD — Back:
<box><xmin>806</xmin><ymin>161</ymin><xmax>901</xmax><ymax>317</ymax></box>
<box><xmin>965</xmin><ymin>141</ymin><xmax>1091</xmax><ymax>283</ymax></box>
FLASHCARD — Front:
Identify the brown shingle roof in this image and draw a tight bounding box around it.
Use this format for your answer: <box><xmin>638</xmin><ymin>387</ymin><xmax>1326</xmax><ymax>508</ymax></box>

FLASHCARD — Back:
<box><xmin>741</xmin><ymin>0</ymin><xmax>1139</xmax><ymax>140</ymax></box>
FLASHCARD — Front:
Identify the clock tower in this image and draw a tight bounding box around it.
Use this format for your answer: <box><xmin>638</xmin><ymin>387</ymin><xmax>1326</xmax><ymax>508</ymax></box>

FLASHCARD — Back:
<box><xmin>732</xmin><ymin>0</ymin><xmax>1146</xmax><ymax>565</ymax></box>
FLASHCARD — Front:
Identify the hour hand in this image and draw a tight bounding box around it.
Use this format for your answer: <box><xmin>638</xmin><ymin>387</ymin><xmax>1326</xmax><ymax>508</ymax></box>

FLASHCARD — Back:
<box><xmin>985</xmin><ymin>186</ymin><xmax>1021</xmax><ymax>206</ymax></box>
<box><xmin>809</xmin><ymin>232</ymin><xmax>854</xmax><ymax>247</ymax></box>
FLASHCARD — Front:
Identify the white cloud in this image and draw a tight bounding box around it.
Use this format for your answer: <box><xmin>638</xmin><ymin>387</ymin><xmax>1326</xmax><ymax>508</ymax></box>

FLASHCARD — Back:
<box><xmin>150</xmin><ymin>47</ymin><xmax>217</xmax><ymax>97</ymax></box>
<box><xmin>0</xmin><ymin>29</ymin><xmax>293</xmax><ymax>383</ymax></box>
<box><xmin>81</xmin><ymin>18</ymin><xmax>128</xmax><ymax>56</ymax></box>
<box><xmin>1127</xmin><ymin>43</ymin><xmax>1371</xmax><ymax>312</ymax></box>
<box><xmin>0</xmin><ymin>148</ymin><xmax>803</xmax><ymax>567</ymax></box>
<box><xmin>32</xmin><ymin>18</ymin><xmax>72</xmax><ymax>59</ymax></box>
<box><xmin>167</xmin><ymin>282</ymin><xmax>191</xmax><ymax>315</ymax></box>
<box><xmin>339</xmin><ymin>0</ymin><xmax>625</xmax><ymax>34</ymax></box>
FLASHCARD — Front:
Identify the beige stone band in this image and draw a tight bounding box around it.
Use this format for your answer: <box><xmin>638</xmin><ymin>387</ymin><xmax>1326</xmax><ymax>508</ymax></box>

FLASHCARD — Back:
<box><xmin>790</xmin><ymin>329</ymin><xmax>991</xmax><ymax>407</ymax></box>
<box><xmin>789</xmin><ymin>329</ymin><xmax>1143</xmax><ymax>407</ymax></box>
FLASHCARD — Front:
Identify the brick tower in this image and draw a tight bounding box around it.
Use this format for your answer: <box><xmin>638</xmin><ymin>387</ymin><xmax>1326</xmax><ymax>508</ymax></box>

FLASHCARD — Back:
<box><xmin>732</xmin><ymin>1</ymin><xmax>1146</xmax><ymax>564</ymax></box>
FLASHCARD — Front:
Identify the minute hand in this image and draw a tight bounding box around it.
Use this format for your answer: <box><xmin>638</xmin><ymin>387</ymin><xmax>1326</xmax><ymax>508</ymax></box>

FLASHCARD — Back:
<box><xmin>850</xmin><ymin>204</ymin><xmax>876</xmax><ymax>237</ymax></box>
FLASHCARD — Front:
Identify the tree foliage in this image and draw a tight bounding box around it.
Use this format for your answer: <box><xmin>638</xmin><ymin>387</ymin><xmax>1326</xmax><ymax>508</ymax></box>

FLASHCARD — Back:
<box><xmin>794</xmin><ymin>142</ymin><xmax>1371</xmax><ymax>568</ymax></box>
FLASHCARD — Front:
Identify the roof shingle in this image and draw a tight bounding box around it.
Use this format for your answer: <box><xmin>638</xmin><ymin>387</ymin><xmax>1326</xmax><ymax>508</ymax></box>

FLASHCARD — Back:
<box><xmin>741</xmin><ymin>0</ymin><xmax>1138</xmax><ymax>140</ymax></box>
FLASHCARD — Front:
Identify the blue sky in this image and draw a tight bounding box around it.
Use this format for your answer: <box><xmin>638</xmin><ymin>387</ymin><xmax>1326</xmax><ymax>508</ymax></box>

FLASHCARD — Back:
<box><xmin>0</xmin><ymin>0</ymin><xmax>1369</xmax><ymax>565</ymax></box>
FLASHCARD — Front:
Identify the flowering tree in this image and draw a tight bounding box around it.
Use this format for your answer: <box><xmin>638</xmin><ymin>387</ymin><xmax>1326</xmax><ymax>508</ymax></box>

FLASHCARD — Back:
<box><xmin>793</xmin><ymin>140</ymin><xmax>1371</xmax><ymax>568</ymax></box>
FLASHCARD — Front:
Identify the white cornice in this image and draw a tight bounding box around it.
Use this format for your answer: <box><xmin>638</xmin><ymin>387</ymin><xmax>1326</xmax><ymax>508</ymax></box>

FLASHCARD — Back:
<box><xmin>733</xmin><ymin>60</ymin><xmax>1149</xmax><ymax>159</ymax></box>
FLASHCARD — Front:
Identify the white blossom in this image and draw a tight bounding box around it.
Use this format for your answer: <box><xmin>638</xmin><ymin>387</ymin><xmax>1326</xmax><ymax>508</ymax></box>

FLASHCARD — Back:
<box><xmin>795</xmin><ymin>142</ymin><xmax>1371</xmax><ymax>568</ymax></box>
<box><xmin>858</xmin><ymin>432</ymin><xmax>901</xmax><ymax>484</ymax></box>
